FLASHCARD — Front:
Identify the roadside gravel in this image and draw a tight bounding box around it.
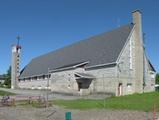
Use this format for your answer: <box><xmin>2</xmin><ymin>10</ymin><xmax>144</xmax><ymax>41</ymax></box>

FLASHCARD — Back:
<box><xmin>0</xmin><ymin>106</ymin><xmax>158</xmax><ymax>120</ymax></box>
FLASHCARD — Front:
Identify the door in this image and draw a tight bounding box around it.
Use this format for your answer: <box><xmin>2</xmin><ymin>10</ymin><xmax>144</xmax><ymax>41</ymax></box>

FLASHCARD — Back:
<box><xmin>77</xmin><ymin>82</ymin><xmax>82</xmax><ymax>91</ymax></box>
<box><xmin>118</xmin><ymin>83</ymin><xmax>123</xmax><ymax>96</ymax></box>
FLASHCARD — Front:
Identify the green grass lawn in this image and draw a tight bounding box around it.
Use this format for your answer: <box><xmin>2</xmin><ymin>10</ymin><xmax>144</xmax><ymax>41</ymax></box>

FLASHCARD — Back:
<box><xmin>52</xmin><ymin>92</ymin><xmax>159</xmax><ymax>111</ymax></box>
<box><xmin>0</xmin><ymin>90</ymin><xmax>15</xmax><ymax>96</ymax></box>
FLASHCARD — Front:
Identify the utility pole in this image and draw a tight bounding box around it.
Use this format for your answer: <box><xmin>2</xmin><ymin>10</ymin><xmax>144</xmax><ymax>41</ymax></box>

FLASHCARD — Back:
<box><xmin>46</xmin><ymin>68</ymin><xmax>50</xmax><ymax>107</ymax></box>
<box><xmin>143</xmin><ymin>33</ymin><xmax>146</xmax><ymax>93</ymax></box>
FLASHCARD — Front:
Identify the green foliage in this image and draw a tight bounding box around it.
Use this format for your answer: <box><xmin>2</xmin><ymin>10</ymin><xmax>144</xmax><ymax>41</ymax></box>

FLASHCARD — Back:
<box><xmin>52</xmin><ymin>92</ymin><xmax>159</xmax><ymax>111</ymax></box>
<box><xmin>156</xmin><ymin>73</ymin><xmax>159</xmax><ymax>84</ymax></box>
<box><xmin>156</xmin><ymin>73</ymin><xmax>159</xmax><ymax>91</ymax></box>
<box><xmin>3</xmin><ymin>66</ymin><xmax>11</xmax><ymax>88</ymax></box>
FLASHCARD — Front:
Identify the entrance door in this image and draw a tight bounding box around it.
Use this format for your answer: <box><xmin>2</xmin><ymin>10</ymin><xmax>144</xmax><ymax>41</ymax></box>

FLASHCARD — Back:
<box><xmin>118</xmin><ymin>83</ymin><xmax>123</xmax><ymax>96</ymax></box>
<box><xmin>77</xmin><ymin>82</ymin><xmax>82</xmax><ymax>91</ymax></box>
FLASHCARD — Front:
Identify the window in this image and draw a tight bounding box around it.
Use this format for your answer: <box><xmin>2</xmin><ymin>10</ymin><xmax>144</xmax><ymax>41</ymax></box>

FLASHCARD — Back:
<box><xmin>129</xmin><ymin>38</ymin><xmax>133</xmax><ymax>69</ymax></box>
<box><xmin>151</xmin><ymin>73</ymin><xmax>155</xmax><ymax>79</ymax></box>
<box><xmin>127</xmin><ymin>83</ymin><xmax>132</xmax><ymax>92</ymax></box>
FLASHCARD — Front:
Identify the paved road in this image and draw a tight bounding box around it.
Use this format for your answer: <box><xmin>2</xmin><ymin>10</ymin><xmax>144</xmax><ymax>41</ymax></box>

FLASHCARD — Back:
<box><xmin>0</xmin><ymin>87</ymin><xmax>110</xmax><ymax>100</ymax></box>
<box><xmin>0</xmin><ymin>87</ymin><xmax>82</xmax><ymax>100</ymax></box>
<box><xmin>0</xmin><ymin>87</ymin><xmax>48</xmax><ymax>95</ymax></box>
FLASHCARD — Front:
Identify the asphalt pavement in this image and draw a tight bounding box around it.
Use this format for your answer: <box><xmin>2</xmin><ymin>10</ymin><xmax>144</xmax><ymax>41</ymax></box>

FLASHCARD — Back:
<box><xmin>0</xmin><ymin>87</ymin><xmax>111</xmax><ymax>100</ymax></box>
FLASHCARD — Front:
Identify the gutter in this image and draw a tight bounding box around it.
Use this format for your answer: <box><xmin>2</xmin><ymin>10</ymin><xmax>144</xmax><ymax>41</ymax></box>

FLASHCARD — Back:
<box><xmin>49</xmin><ymin>61</ymin><xmax>90</xmax><ymax>73</ymax></box>
<box><xmin>85</xmin><ymin>62</ymin><xmax>117</xmax><ymax>69</ymax></box>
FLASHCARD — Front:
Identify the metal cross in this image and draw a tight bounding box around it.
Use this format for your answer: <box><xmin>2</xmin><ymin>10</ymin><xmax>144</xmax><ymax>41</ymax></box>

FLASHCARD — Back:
<box><xmin>16</xmin><ymin>36</ymin><xmax>20</xmax><ymax>46</ymax></box>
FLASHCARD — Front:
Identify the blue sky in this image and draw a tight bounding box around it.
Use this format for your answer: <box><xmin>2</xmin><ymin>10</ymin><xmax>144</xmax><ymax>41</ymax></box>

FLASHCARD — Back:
<box><xmin>0</xmin><ymin>0</ymin><xmax>158</xmax><ymax>74</ymax></box>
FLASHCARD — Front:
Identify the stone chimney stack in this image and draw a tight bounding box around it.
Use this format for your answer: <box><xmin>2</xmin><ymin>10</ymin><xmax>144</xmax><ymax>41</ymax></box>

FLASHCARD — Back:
<box><xmin>132</xmin><ymin>10</ymin><xmax>143</xmax><ymax>43</ymax></box>
<box><xmin>132</xmin><ymin>10</ymin><xmax>144</xmax><ymax>93</ymax></box>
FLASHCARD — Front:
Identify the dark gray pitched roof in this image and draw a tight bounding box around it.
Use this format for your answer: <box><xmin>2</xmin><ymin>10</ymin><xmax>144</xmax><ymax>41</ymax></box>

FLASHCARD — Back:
<box><xmin>148</xmin><ymin>60</ymin><xmax>156</xmax><ymax>72</ymax></box>
<box><xmin>20</xmin><ymin>24</ymin><xmax>133</xmax><ymax>78</ymax></box>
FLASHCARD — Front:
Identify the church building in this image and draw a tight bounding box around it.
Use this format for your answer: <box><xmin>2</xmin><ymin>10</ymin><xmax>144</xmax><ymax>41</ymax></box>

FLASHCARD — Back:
<box><xmin>17</xmin><ymin>10</ymin><xmax>156</xmax><ymax>96</ymax></box>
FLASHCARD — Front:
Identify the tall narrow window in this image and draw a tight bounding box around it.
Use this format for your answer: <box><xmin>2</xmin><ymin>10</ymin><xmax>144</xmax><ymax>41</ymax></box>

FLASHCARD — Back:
<box><xmin>129</xmin><ymin>38</ymin><xmax>133</xmax><ymax>69</ymax></box>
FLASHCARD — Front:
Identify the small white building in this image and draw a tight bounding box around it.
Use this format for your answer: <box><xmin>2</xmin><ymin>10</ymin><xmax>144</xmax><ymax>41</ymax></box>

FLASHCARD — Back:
<box><xmin>18</xmin><ymin>10</ymin><xmax>156</xmax><ymax>96</ymax></box>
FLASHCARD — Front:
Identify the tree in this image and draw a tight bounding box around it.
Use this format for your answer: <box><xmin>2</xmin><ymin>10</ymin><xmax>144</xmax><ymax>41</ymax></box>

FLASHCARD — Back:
<box><xmin>155</xmin><ymin>73</ymin><xmax>159</xmax><ymax>84</ymax></box>
<box><xmin>3</xmin><ymin>66</ymin><xmax>11</xmax><ymax>88</ymax></box>
<box><xmin>155</xmin><ymin>73</ymin><xmax>159</xmax><ymax>91</ymax></box>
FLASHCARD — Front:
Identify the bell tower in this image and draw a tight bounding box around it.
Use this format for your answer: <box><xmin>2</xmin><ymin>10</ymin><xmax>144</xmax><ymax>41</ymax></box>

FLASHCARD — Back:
<box><xmin>11</xmin><ymin>36</ymin><xmax>21</xmax><ymax>89</ymax></box>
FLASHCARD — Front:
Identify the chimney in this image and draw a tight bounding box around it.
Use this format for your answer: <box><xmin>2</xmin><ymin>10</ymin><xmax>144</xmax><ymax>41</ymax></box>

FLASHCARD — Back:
<box><xmin>132</xmin><ymin>10</ymin><xmax>144</xmax><ymax>93</ymax></box>
<box><xmin>132</xmin><ymin>10</ymin><xmax>143</xmax><ymax>43</ymax></box>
